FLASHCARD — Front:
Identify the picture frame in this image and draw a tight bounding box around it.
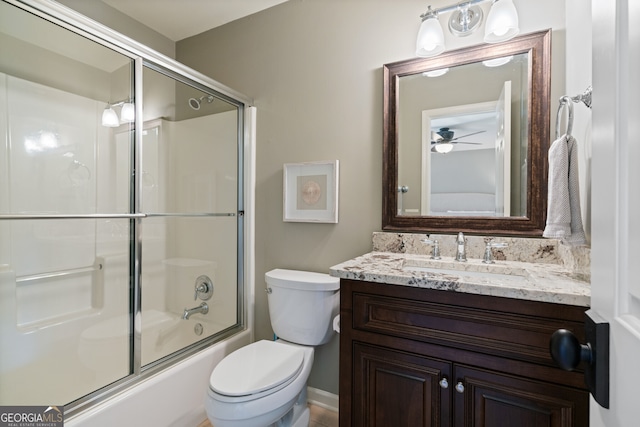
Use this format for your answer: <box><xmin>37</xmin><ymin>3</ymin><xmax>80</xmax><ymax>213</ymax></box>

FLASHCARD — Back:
<box><xmin>283</xmin><ymin>160</ymin><xmax>339</xmax><ymax>223</ymax></box>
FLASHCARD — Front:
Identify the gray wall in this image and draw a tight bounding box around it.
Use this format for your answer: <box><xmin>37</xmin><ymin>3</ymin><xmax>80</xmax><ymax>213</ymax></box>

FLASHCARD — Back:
<box><xmin>53</xmin><ymin>0</ymin><xmax>589</xmax><ymax>397</ymax></box>
<box><xmin>175</xmin><ymin>0</ymin><xmax>570</xmax><ymax>395</ymax></box>
<box><xmin>57</xmin><ymin>0</ymin><xmax>175</xmax><ymax>58</ymax></box>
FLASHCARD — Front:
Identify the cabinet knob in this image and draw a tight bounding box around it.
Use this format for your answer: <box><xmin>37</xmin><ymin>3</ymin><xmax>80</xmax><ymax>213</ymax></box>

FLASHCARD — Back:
<box><xmin>439</xmin><ymin>378</ymin><xmax>449</xmax><ymax>389</ymax></box>
<box><xmin>455</xmin><ymin>382</ymin><xmax>465</xmax><ymax>393</ymax></box>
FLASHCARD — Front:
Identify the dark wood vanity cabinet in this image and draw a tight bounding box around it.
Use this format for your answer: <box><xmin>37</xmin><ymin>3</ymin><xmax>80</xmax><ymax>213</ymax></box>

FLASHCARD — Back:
<box><xmin>339</xmin><ymin>279</ymin><xmax>589</xmax><ymax>427</ymax></box>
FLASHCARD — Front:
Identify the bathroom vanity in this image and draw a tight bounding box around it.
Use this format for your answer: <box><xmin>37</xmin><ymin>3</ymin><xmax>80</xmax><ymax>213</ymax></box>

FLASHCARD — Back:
<box><xmin>331</xmin><ymin>233</ymin><xmax>590</xmax><ymax>426</ymax></box>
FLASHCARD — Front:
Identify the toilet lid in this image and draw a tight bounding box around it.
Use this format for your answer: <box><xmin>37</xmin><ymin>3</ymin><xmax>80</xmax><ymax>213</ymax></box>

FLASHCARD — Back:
<box><xmin>209</xmin><ymin>340</ymin><xmax>304</xmax><ymax>397</ymax></box>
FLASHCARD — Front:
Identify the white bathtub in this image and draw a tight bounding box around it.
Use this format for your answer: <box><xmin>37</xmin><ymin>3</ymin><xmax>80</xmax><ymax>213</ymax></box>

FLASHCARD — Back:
<box><xmin>0</xmin><ymin>253</ymin><xmax>251</xmax><ymax>425</ymax></box>
<box><xmin>67</xmin><ymin>329</ymin><xmax>251</xmax><ymax>427</ymax></box>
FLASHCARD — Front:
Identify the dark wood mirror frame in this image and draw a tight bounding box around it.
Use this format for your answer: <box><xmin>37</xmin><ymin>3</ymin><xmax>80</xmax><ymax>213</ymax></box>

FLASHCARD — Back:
<box><xmin>382</xmin><ymin>29</ymin><xmax>551</xmax><ymax>236</ymax></box>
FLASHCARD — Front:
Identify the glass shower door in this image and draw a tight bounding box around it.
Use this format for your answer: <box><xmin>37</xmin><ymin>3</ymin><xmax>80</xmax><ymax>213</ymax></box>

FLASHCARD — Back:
<box><xmin>1</xmin><ymin>0</ymin><xmax>245</xmax><ymax>412</ymax></box>
<box><xmin>0</xmin><ymin>1</ymin><xmax>135</xmax><ymax>405</ymax></box>
<box><xmin>139</xmin><ymin>66</ymin><xmax>240</xmax><ymax>366</ymax></box>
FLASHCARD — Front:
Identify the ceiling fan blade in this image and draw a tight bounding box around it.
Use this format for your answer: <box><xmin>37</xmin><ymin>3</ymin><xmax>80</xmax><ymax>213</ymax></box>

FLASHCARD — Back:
<box><xmin>450</xmin><ymin>130</ymin><xmax>486</xmax><ymax>141</ymax></box>
<box><xmin>431</xmin><ymin>132</ymin><xmax>444</xmax><ymax>144</ymax></box>
<box><xmin>453</xmin><ymin>141</ymin><xmax>483</xmax><ymax>145</ymax></box>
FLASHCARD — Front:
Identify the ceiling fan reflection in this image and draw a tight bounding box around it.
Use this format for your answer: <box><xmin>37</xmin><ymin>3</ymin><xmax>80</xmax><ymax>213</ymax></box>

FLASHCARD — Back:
<box><xmin>431</xmin><ymin>127</ymin><xmax>485</xmax><ymax>153</ymax></box>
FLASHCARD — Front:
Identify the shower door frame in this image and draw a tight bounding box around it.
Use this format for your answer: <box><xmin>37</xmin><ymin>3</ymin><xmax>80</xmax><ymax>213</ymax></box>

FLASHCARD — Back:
<box><xmin>3</xmin><ymin>0</ymin><xmax>255</xmax><ymax>418</ymax></box>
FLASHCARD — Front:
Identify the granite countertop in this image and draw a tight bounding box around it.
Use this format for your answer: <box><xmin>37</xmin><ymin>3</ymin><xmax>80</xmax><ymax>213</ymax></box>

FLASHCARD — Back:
<box><xmin>330</xmin><ymin>251</ymin><xmax>591</xmax><ymax>307</ymax></box>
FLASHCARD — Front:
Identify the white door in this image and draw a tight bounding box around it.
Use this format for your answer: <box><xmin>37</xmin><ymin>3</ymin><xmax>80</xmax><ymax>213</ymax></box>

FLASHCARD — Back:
<box><xmin>590</xmin><ymin>0</ymin><xmax>640</xmax><ymax>425</ymax></box>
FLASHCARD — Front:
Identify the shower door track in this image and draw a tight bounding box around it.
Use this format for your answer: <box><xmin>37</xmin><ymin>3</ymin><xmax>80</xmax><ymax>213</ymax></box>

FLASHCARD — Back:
<box><xmin>0</xmin><ymin>212</ymin><xmax>236</xmax><ymax>220</ymax></box>
<box><xmin>0</xmin><ymin>213</ymin><xmax>147</xmax><ymax>220</ymax></box>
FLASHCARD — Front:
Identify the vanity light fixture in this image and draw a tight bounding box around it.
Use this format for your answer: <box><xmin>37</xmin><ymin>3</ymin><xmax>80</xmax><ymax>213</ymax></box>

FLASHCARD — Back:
<box><xmin>416</xmin><ymin>0</ymin><xmax>520</xmax><ymax>58</ymax></box>
<box><xmin>101</xmin><ymin>104</ymin><xmax>120</xmax><ymax>127</ymax></box>
<box><xmin>483</xmin><ymin>0</ymin><xmax>519</xmax><ymax>43</ymax></box>
<box><xmin>423</xmin><ymin>68</ymin><xmax>450</xmax><ymax>77</ymax></box>
<box><xmin>482</xmin><ymin>55</ymin><xmax>513</xmax><ymax>67</ymax></box>
<box><xmin>415</xmin><ymin>6</ymin><xmax>445</xmax><ymax>58</ymax></box>
<box><xmin>120</xmin><ymin>102</ymin><xmax>135</xmax><ymax>123</ymax></box>
<box><xmin>101</xmin><ymin>99</ymin><xmax>135</xmax><ymax>127</ymax></box>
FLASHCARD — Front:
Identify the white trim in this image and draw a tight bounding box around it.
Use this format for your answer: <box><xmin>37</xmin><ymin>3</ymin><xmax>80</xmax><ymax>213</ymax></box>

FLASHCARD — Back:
<box><xmin>306</xmin><ymin>387</ymin><xmax>339</xmax><ymax>413</ymax></box>
<box><xmin>244</xmin><ymin>106</ymin><xmax>257</xmax><ymax>342</ymax></box>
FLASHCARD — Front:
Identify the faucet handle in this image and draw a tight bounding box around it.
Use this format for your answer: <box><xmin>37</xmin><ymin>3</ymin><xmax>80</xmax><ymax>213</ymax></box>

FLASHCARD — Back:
<box><xmin>489</xmin><ymin>242</ymin><xmax>508</xmax><ymax>249</ymax></box>
<box><xmin>420</xmin><ymin>238</ymin><xmax>441</xmax><ymax>260</ymax></box>
<box><xmin>194</xmin><ymin>275</ymin><xmax>214</xmax><ymax>301</ymax></box>
<box><xmin>482</xmin><ymin>241</ymin><xmax>508</xmax><ymax>264</ymax></box>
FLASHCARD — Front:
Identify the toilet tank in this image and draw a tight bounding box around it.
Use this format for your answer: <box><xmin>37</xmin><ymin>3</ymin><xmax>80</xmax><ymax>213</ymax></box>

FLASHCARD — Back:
<box><xmin>265</xmin><ymin>269</ymin><xmax>340</xmax><ymax>346</ymax></box>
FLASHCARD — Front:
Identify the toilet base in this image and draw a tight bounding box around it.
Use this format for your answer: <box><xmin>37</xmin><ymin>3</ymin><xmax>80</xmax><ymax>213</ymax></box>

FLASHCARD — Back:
<box><xmin>291</xmin><ymin>406</ymin><xmax>310</xmax><ymax>427</ymax></box>
<box><xmin>268</xmin><ymin>387</ymin><xmax>309</xmax><ymax>427</ymax></box>
<box><xmin>207</xmin><ymin>385</ymin><xmax>311</xmax><ymax>427</ymax></box>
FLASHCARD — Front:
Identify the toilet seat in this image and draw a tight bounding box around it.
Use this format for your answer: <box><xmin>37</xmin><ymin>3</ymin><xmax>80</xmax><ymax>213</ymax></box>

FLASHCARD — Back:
<box><xmin>209</xmin><ymin>340</ymin><xmax>304</xmax><ymax>401</ymax></box>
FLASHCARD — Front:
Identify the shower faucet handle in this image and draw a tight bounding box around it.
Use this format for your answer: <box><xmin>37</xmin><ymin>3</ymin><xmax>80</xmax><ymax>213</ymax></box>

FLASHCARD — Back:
<box><xmin>194</xmin><ymin>275</ymin><xmax>214</xmax><ymax>301</ymax></box>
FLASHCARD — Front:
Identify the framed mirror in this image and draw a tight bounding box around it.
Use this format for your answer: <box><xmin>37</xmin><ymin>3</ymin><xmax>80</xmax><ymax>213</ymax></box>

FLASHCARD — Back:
<box><xmin>382</xmin><ymin>30</ymin><xmax>550</xmax><ymax>236</ymax></box>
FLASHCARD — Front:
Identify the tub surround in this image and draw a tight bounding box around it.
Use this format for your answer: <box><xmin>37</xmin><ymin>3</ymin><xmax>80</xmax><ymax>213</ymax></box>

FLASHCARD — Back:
<box><xmin>330</xmin><ymin>232</ymin><xmax>590</xmax><ymax>307</ymax></box>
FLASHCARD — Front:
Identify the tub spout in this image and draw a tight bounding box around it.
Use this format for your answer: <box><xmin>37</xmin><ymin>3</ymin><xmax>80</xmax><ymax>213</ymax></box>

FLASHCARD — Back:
<box><xmin>182</xmin><ymin>302</ymin><xmax>209</xmax><ymax>320</ymax></box>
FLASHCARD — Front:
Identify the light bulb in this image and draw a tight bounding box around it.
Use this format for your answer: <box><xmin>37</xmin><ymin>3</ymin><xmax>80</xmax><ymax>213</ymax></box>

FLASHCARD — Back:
<box><xmin>484</xmin><ymin>0</ymin><xmax>520</xmax><ymax>43</ymax></box>
<box><xmin>120</xmin><ymin>102</ymin><xmax>135</xmax><ymax>123</ymax></box>
<box><xmin>423</xmin><ymin>68</ymin><xmax>450</xmax><ymax>77</ymax></box>
<box><xmin>435</xmin><ymin>143</ymin><xmax>454</xmax><ymax>154</ymax></box>
<box><xmin>483</xmin><ymin>56</ymin><xmax>514</xmax><ymax>67</ymax></box>
<box><xmin>102</xmin><ymin>106</ymin><xmax>120</xmax><ymax>127</ymax></box>
<box><xmin>416</xmin><ymin>9</ymin><xmax>445</xmax><ymax>58</ymax></box>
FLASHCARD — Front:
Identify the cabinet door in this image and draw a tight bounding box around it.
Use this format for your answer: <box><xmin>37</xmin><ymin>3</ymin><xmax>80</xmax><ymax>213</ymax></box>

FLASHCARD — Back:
<box><xmin>453</xmin><ymin>365</ymin><xmax>589</xmax><ymax>427</ymax></box>
<box><xmin>352</xmin><ymin>342</ymin><xmax>452</xmax><ymax>427</ymax></box>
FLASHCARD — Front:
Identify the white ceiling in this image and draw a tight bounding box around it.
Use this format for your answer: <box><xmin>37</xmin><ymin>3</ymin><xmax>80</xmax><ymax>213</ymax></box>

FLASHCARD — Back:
<box><xmin>101</xmin><ymin>0</ymin><xmax>289</xmax><ymax>41</ymax></box>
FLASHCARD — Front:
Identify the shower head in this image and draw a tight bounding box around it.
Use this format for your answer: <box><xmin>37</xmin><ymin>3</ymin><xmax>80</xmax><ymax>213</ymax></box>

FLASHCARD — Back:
<box><xmin>188</xmin><ymin>95</ymin><xmax>214</xmax><ymax>110</ymax></box>
<box><xmin>188</xmin><ymin>97</ymin><xmax>201</xmax><ymax>110</ymax></box>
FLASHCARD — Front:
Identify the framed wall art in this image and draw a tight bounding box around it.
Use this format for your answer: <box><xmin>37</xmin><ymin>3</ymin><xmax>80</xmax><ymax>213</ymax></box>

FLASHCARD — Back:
<box><xmin>283</xmin><ymin>160</ymin><xmax>339</xmax><ymax>223</ymax></box>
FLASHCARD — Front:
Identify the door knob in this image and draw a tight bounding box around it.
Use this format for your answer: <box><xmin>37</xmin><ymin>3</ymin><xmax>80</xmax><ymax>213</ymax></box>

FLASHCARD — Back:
<box><xmin>439</xmin><ymin>378</ymin><xmax>449</xmax><ymax>389</ymax></box>
<box><xmin>549</xmin><ymin>329</ymin><xmax>592</xmax><ymax>370</ymax></box>
<box><xmin>549</xmin><ymin>309</ymin><xmax>610</xmax><ymax>409</ymax></box>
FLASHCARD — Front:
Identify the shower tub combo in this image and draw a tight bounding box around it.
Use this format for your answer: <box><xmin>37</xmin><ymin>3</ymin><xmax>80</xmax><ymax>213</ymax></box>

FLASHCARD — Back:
<box><xmin>0</xmin><ymin>0</ymin><xmax>255</xmax><ymax>425</ymax></box>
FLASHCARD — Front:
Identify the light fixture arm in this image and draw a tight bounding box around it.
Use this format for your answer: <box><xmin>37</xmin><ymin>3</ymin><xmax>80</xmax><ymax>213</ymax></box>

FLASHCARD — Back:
<box><xmin>421</xmin><ymin>0</ymin><xmax>487</xmax><ymax>18</ymax></box>
<box><xmin>420</xmin><ymin>5</ymin><xmax>438</xmax><ymax>21</ymax></box>
<box><xmin>107</xmin><ymin>98</ymin><xmax>133</xmax><ymax>108</ymax></box>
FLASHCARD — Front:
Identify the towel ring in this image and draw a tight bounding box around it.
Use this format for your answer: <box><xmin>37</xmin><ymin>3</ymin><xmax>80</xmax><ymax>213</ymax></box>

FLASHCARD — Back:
<box><xmin>555</xmin><ymin>96</ymin><xmax>574</xmax><ymax>139</ymax></box>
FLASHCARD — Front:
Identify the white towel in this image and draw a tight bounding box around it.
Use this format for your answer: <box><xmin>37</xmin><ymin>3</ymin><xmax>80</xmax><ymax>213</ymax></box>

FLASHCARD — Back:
<box><xmin>543</xmin><ymin>134</ymin><xmax>587</xmax><ymax>245</ymax></box>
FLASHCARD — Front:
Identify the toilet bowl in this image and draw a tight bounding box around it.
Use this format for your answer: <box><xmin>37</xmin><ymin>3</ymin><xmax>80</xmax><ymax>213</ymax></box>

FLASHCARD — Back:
<box><xmin>205</xmin><ymin>269</ymin><xmax>339</xmax><ymax>427</ymax></box>
<box><xmin>206</xmin><ymin>340</ymin><xmax>313</xmax><ymax>427</ymax></box>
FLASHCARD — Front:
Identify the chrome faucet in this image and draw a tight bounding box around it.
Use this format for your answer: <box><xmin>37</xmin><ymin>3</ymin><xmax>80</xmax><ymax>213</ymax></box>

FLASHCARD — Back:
<box><xmin>182</xmin><ymin>302</ymin><xmax>209</xmax><ymax>320</ymax></box>
<box><xmin>420</xmin><ymin>237</ymin><xmax>441</xmax><ymax>260</ymax></box>
<box><xmin>482</xmin><ymin>241</ymin><xmax>508</xmax><ymax>264</ymax></box>
<box><xmin>455</xmin><ymin>232</ymin><xmax>467</xmax><ymax>262</ymax></box>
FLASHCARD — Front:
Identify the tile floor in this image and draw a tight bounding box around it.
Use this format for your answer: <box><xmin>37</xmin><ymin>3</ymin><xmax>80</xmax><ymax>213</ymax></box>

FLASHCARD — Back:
<box><xmin>197</xmin><ymin>404</ymin><xmax>338</xmax><ymax>427</ymax></box>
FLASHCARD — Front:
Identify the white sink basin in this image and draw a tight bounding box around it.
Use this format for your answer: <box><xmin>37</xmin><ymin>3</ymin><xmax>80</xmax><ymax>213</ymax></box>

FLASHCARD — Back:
<box><xmin>402</xmin><ymin>258</ymin><xmax>529</xmax><ymax>281</ymax></box>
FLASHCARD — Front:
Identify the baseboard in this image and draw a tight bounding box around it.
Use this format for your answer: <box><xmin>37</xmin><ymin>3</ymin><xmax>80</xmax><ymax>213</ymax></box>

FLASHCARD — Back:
<box><xmin>307</xmin><ymin>387</ymin><xmax>339</xmax><ymax>413</ymax></box>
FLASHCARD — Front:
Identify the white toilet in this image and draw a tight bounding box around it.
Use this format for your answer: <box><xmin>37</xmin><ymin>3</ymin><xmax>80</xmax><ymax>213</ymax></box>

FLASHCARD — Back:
<box><xmin>205</xmin><ymin>269</ymin><xmax>340</xmax><ymax>427</ymax></box>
